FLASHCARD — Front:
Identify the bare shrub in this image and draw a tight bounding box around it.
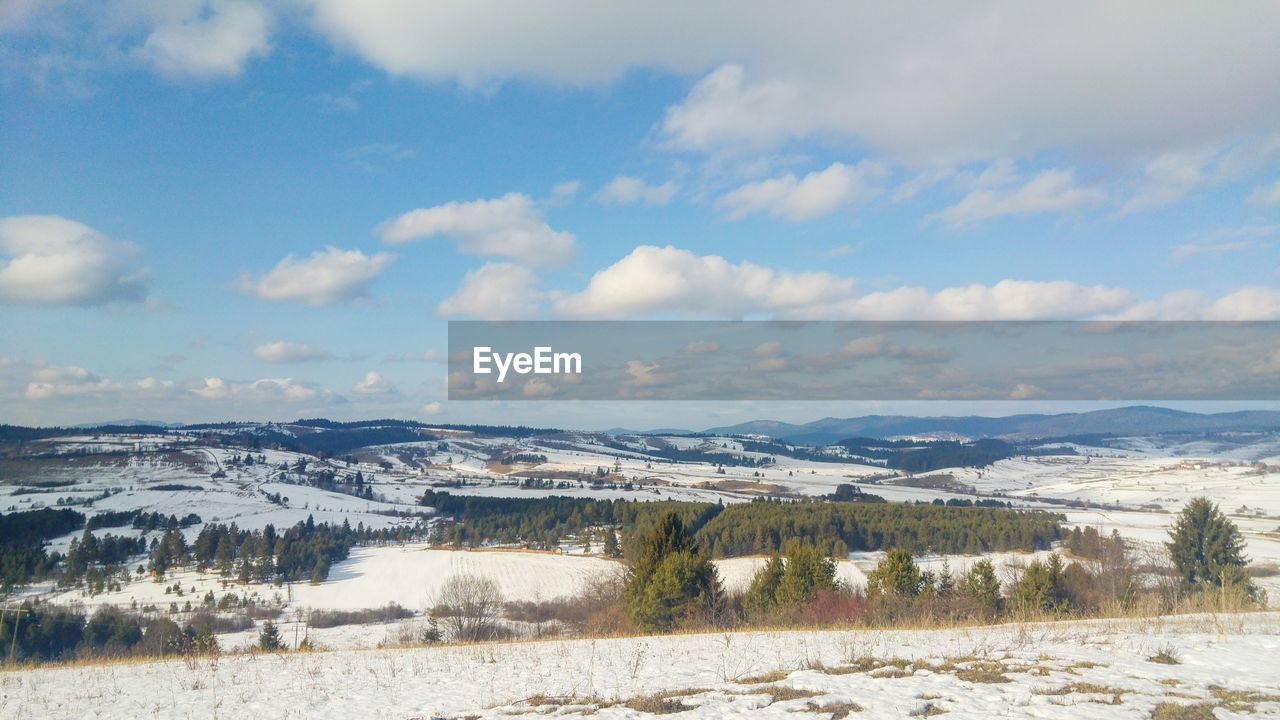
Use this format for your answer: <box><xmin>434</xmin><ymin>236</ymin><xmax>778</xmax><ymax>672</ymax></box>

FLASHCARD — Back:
<box><xmin>432</xmin><ymin>573</ymin><xmax>504</xmax><ymax>642</ymax></box>
<box><xmin>308</xmin><ymin>603</ymin><xmax>414</xmax><ymax>629</ymax></box>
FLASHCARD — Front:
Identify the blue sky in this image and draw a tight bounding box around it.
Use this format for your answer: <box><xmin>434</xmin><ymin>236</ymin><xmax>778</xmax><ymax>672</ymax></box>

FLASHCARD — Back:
<box><xmin>2</xmin><ymin>2</ymin><xmax>1279</xmax><ymax>427</ymax></box>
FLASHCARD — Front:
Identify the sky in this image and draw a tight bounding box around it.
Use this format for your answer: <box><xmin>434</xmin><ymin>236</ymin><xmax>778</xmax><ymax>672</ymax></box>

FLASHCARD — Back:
<box><xmin>1</xmin><ymin>1</ymin><xmax>1279</xmax><ymax>428</ymax></box>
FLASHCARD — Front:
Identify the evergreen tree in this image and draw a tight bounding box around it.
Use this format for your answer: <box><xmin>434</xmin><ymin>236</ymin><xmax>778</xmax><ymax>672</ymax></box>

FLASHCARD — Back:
<box><xmin>623</xmin><ymin>511</ymin><xmax>722</xmax><ymax>630</ymax></box>
<box><xmin>743</xmin><ymin>554</ymin><xmax>785</xmax><ymax>618</ymax></box>
<box><xmin>1009</xmin><ymin>553</ymin><xmax>1068</xmax><ymax>615</ymax></box>
<box><xmin>258</xmin><ymin>620</ymin><xmax>283</xmax><ymax>651</ymax></box>
<box><xmin>960</xmin><ymin>558</ymin><xmax>1001</xmax><ymax>615</ymax></box>
<box><xmin>1167</xmin><ymin>497</ymin><xmax>1251</xmax><ymax>591</ymax></box>
<box><xmin>602</xmin><ymin>528</ymin><xmax>621</xmax><ymax>558</ymax></box>
<box><xmin>866</xmin><ymin>549</ymin><xmax>923</xmax><ymax>599</ymax></box>
<box><xmin>774</xmin><ymin>543</ymin><xmax>836</xmax><ymax>606</ymax></box>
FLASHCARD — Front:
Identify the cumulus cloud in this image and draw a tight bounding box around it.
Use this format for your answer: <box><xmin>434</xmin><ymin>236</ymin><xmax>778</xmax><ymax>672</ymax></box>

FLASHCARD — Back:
<box><xmin>0</xmin><ymin>215</ymin><xmax>148</xmax><ymax>306</ymax></box>
<box><xmin>552</xmin><ymin>245</ymin><xmax>855</xmax><ymax>318</ymax></box>
<box><xmin>595</xmin><ymin>176</ymin><xmax>678</xmax><ymax>206</ymax></box>
<box><xmin>240</xmin><ymin>246</ymin><xmax>394</xmax><ymax>305</ymax></box>
<box><xmin>21</xmin><ymin>363</ymin><xmax>173</xmax><ymax>400</ymax></box>
<box><xmin>253</xmin><ymin>340</ymin><xmax>329</xmax><ymax>363</ymax></box>
<box><xmin>799</xmin><ymin>280</ymin><xmax>1137</xmax><ymax>321</ymax></box>
<box><xmin>138</xmin><ymin>0</ymin><xmax>271</xmax><ymax>80</ymax></box>
<box><xmin>379</xmin><ymin>193</ymin><xmax>576</xmax><ymax>266</ymax></box>
<box><xmin>717</xmin><ymin>161</ymin><xmax>887</xmax><ymax>221</ymax></box>
<box><xmin>436</xmin><ymin>262</ymin><xmax>541</xmax><ymax>319</ymax></box>
<box><xmin>931</xmin><ymin>170</ymin><xmax>1104</xmax><ymax>226</ymax></box>
<box><xmin>191</xmin><ymin>376</ymin><xmax>329</xmax><ymax>402</ymax></box>
<box><xmin>1206</xmin><ymin>287</ymin><xmax>1280</xmax><ymax>320</ymax></box>
<box><xmin>1249</xmin><ymin>179</ymin><xmax>1280</xmax><ymax>207</ymax></box>
<box><xmin>352</xmin><ymin>370</ymin><xmax>395</xmax><ymax>395</ymax></box>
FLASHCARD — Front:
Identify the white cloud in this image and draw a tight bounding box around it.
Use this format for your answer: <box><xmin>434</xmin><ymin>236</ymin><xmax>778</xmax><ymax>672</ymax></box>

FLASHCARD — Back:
<box><xmin>931</xmin><ymin>170</ymin><xmax>1104</xmax><ymax>226</ymax></box>
<box><xmin>1171</xmin><ymin>240</ymin><xmax>1253</xmax><ymax>261</ymax></box>
<box><xmin>139</xmin><ymin>0</ymin><xmax>271</xmax><ymax>80</ymax></box>
<box><xmin>1249</xmin><ymin>179</ymin><xmax>1280</xmax><ymax>207</ymax></box>
<box><xmin>0</xmin><ymin>215</ymin><xmax>148</xmax><ymax>306</ymax></box>
<box><xmin>420</xmin><ymin>401</ymin><xmax>443</xmax><ymax>415</ymax></box>
<box><xmin>303</xmin><ymin>2</ymin><xmax>1280</xmax><ymax>160</ymax></box>
<box><xmin>191</xmin><ymin>376</ymin><xmax>329</xmax><ymax>402</ymax></box>
<box><xmin>800</xmin><ymin>280</ymin><xmax>1137</xmax><ymax>321</ymax></box>
<box><xmin>717</xmin><ymin>161</ymin><xmax>887</xmax><ymax>221</ymax></box>
<box><xmin>240</xmin><ymin>246</ymin><xmax>394</xmax><ymax>306</ymax></box>
<box><xmin>352</xmin><ymin>370</ymin><xmax>395</xmax><ymax>395</ymax></box>
<box><xmin>596</xmin><ymin>176</ymin><xmax>678</xmax><ymax>206</ymax></box>
<box><xmin>1206</xmin><ymin>287</ymin><xmax>1280</xmax><ymax>320</ymax></box>
<box><xmin>192</xmin><ymin>377</ymin><xmax>229</xmax><ymax>400</ymax></box>
<box><xmin>436</xmin><ymin>262</ymin><xmax>541</xmax><ymax>319</ymax></box>
<box><xmin>1120</xmin><ymin>150</ymin><xmax>1215</xmax><ymax>215</ymax></box>
<box><xmin>550</xmin><ymin>180</ymin><xmax>581</xmax><ymax>202</ymax></box>
<box><xmin>655</xmin><ymin>7</ymin><xmax>1280</xmax><ymax>161</ymax></box>
<box><xmin>379</xmin><ymin>193</ymin><xmax>576</xmax><ymax>266</ymax></box>
<box><xmin>22</xmin><ymin>364</ymin><xmax>173</xmax><ymax>400</ymax></box>
<box><xmin>253</xmin><ymin>340</ymin><xmax>329</xmax><ymax>363</ymax></box>
<box><xmin>552</xmin><ymin>245</ymin><xmax>855</xmax><ymax>318</ymax></box>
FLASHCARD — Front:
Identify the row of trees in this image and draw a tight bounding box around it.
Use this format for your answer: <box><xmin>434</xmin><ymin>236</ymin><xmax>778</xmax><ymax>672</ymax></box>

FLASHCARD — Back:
<box><xmin>615</xmin><ymin>497</ymin><xmax>1256</xmax><ymax>633</ymax></box>
<box><xmin>0</xmin><ymin>604</ymin><xmax>221</xmax><ymax>663</ymax></box>
<box><xmin>419</xmin><ymin>492</ymin><xmax>1063</xmax><ymax>560</ymax></box>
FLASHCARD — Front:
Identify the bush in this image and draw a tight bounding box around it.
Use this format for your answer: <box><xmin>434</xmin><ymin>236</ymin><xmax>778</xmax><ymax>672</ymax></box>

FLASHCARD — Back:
<box><xmin>434</xmin><ymin>574</ymin><xmax>505</xmax><ymax>641</ymax></box>
<box><xmin>308</xmin><ymin>604</ymin><xmax>414</xmax><ymax>629</ymax></box>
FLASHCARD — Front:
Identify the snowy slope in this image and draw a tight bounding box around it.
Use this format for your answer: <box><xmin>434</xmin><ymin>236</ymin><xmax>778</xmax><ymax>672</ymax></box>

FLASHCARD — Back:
<box><xmin>5</xmin><ymin>612</ymin><xmax>1278</xmax><ymax>719</ymax></box>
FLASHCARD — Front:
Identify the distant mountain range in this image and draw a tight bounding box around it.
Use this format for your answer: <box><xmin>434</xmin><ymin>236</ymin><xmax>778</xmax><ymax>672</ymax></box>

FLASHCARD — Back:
<box><xmin>704</xmin><ymin>406</ymin><xmax>1280</xmax><ymax>444</ymax></box>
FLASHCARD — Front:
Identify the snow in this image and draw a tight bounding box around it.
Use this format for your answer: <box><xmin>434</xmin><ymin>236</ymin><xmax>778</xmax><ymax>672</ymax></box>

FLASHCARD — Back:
<box><xmin>4</xmin><ymin>612</ymin><xmax>1278</xmax><ymax>719</ymax></box>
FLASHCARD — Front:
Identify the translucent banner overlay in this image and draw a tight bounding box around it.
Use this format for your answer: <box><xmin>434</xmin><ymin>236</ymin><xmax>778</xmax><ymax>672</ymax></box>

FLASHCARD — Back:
<box><xmin>447</xmin><ymin>321</ymin><xmax>1280</xmax><ymax>401</ymax></box>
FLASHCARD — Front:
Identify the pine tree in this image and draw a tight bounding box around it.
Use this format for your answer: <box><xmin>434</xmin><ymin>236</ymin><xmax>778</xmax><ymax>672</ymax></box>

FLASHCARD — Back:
<box><xmin>866</xmin><ymin>549</ymin><xmax>923</xmax><ymax>599</ymax></box>
<box><xmin>258</xmin><ymin>620</ymin><xmax>283</xmax><ymax>651</ymax></box>
<box><xmin>743</xmin><ymin>555</ymin><xmax>784</xmax><ymax>618</ymax></box>
<box><xmin>774</xmin><ymin>543</ymin><xmax>836</xmax><ymax>606</ymax></box>
<box><xmin>623</xmin><ymin>511</ymin><xmax>722</xmax><ymax>630</ymax></box>
<box><xmin>960</xmin><ymin>558</ymin><xmax>1001</xmax><ymax>615</ymax></box>
<box><xmin>1167</xmin><ymin>497</ymin><xmax>1251</xmax><ymax>591</ymax></box>
<box><xmin>1009</xmin><ymin>553</ymin><xmax>1068</xmax><ymax>615</ymax></box>
<box><xmin>602</xmin><ymin>528</ymin><xmax>621</xmax><ymax>558</ymax></box>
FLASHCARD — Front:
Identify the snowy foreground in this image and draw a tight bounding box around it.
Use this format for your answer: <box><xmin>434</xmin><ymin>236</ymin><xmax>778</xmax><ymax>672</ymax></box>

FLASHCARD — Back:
<box><xmin>5</xmin><ymin>613</ymin><xmax>1279</xmax><ymax>720</ymax></box>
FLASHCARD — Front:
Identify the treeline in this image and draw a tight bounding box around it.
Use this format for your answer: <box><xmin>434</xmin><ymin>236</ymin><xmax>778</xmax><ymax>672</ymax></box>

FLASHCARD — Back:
<box><xmin>419</xmin><ymin>492</ymin><xmax>1060</xmax><ymax>559</ymax></box>
<box><xmin>694</xmin><ymin>500</ymin><xmax>1062</xmax><ymax>557</ymax></box>
<box><xmin>149</xmin><ymin>516</ymin><xmax>368</xmax><ymax>583</ymax></box>
<box><xmin>1</xmin><ymin>508</ymin><xmax>85</xmax><ymax>588</ymax></box>
<box><xmin>419</xmin><ymin>491</ymin><xmax>717</xmax><ymax>555</ymax></box>
<box><xmin>605</xmin><ymin>438</ymin><xmax>775</xmax><ymax>467</ymax></box>
<box><xmin>0</xmin><ymin>604</ymin><xmax>222</xmax><ymax>663</ymax></box>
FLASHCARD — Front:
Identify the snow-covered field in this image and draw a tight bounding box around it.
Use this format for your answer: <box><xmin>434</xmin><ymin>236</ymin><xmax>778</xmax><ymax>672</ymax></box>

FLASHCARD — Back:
<box><xmin>4</xmin><ymin>612</ymin><xmax>1278</xmax><ymax>719</ymax></box>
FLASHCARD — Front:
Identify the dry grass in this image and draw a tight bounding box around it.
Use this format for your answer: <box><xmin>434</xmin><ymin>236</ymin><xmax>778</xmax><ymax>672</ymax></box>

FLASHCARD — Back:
<box><xmin>1147</xmin><ymin>645</ymin><xmax>1181</xmax><ymax>665</ymax></box>
<box><xmin>1150</xmin><ymin>702</ymin><xmax>1217</xmax><ymax>720</ymax></box>
<box><xmin>620</xmin><ymin>687</ymin><xmax>712</xmax><ymax>714</ymax></box>
<box><xmin>737</xmin><ymin>669</ymin><xmax>791</xmax><ymax>684</ymax></box>
<box><xmin>804</xmin><ymin>700</ymin><xmax>862</xmax><ymax>718</ymax></box>
<box><xmin>736</xmin><ymin>685</ymin><xmax>821</xmax><ymax>702</ymax></box>
<box><xmin>1034</xmin><ymin>682</ymin><xmax>1131</xmax><ymax>705</ymax></box>
<box><xmin>1208</xmin><ymin>685</ymin><xmax>1280</xmax><ymax>712</ymax></box>
<box><xmin>954</xmin><ymin>662</ymin><xmax>1012</xmax><ymax>684</ymax></box>
<box><xmin>909</xmin><ymin>701</ymin><xmax>948</xmax><ymax>716</ymax></box>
